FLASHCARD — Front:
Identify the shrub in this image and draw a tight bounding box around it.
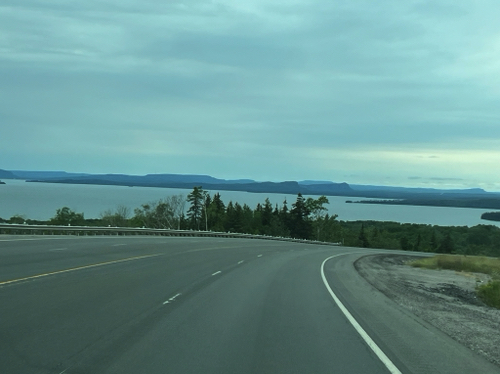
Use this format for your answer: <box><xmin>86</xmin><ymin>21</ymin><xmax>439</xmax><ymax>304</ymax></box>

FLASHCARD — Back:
<box><xmin>477</xmin><ymin>281</ymin><xmax>500</xmax><ymax>309</ymax></box>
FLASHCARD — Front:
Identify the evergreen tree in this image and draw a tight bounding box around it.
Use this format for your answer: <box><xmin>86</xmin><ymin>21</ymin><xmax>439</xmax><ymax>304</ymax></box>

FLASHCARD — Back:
<box><xmin>282</xmin><ymin>199</ymin><xmax>288</xmax><ymax>215</ymax></box>
<box><xmin>208</xmin><ymin>193</ymin><xmax>226</xmax><ymax>232</ymax></box>
<box><xmin>430</xmin><ymin>230</ymin><xmax>438</xmax><ymax>251</ymax></box>
<box><xmin>241</xmin><ymin>204</ymin><xmax>254</xmax><ymax>233</ymax></box>
<box><xmin>224</xmin><ymin>201</ymin><xmax>235</xmax><ymax>232</ymax></box>
<box><xmin>414</xmin><ymin>234</ymin><xmax>422</xmax><ymax>251</ymax></box>
<box><xmin>262</xmin><ymin>198</ymin><xmax>273</xmax><ymax>232</ymax></box>
<box><xmin>279</xmin><ymin>199</ymin><xmax>289</xmax><ymax>233</ymax></box>
<box><xmin>438</xmin><ymin>233</ymin><xmax>454</xmax><ymax>254</ymax></box>
<box><xmin>187</xmin><ymin>186</ymin><xmax>205</xmax><ymax>230</ymax></box>
<box><xmin>253</xmin><ymin>203</ymin><xmax>264</xmax><ymax>234</ymax></box>
<box><xmin>358</xmin><ymin>224</ymin><xmax>370</xmax><ymax>248</ymax></box>
<box><xmin>289</xmin><ymin>193</ymin><xmax>312</xmax><ymax>239</ymax></box>
<box><xmin>400</xmin><ymin>236</ymin><xmax>411</xmax><ymax>251</ymax></box>
<box><xmin>231</xmin><ymin>202</ymin><xmax>244</xmax><ymax>233</ymax></box>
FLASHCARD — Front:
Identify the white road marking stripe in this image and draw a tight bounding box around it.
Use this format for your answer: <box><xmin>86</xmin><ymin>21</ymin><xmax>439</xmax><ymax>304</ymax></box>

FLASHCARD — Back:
<box><xmin>212</xmin><ymin>271</ymin><xmax>222</xmax><ymax>276</ymax></box>
<box><xmin>238</xmin><ymin>260</ymin><xmax>244</xmax><ymax>264</ymax></box>
<box><xmin>321</xmin><ymin>254</ymin><xmax>402</xmax><ymax>374</ymax></box>
<box><xmin>49</xmin><ymin>248</ymin><xmax>68</xmax><ymax>251</ymax></box>
<box><xmin>257</xmin><ymin>254</ymin><xmax>263</xmax><ymax>258</ymax></box>
<box><xmin>163</xmin><ymin>293</ymin><xmax>182</xmax><ymax>304</ymax></box>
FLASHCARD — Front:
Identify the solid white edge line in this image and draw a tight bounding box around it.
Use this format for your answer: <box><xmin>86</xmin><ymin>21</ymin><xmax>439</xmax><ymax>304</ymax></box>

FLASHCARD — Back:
<box><xmin>321</xmin><ymin>254</ymin><xmax>402</xmax><ymax>374</ymax></box>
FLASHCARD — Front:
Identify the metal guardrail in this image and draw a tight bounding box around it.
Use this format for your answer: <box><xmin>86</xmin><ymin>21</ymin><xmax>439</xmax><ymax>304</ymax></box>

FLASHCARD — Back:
<box><xmin>0</xmin><ymin>223</ymin><xmax>340</xmax><ymax>246</ymax></box>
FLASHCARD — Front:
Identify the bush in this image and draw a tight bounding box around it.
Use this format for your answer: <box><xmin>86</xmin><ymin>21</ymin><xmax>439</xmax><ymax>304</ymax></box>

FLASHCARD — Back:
<box><xmin>477</xmin><ymin>281</ymin><xmax>500</xmax><ymax>308</ymax></box>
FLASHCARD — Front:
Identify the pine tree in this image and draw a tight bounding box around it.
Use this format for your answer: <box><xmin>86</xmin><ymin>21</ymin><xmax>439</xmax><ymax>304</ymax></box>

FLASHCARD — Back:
<box><xmin>359</xmin><ymin>224</ymin><xmax>370</xmax><ymax>248</ymax></box>
<box><xmin>290</xmin><ymin>193</ymin><xmax>312</xmax><ymax>239</ymax></box>
<box><xmin>187</xmin><ymin>186</ymin><xmax>205</xmax><ymax>230</ymax></box>
<box><xmin>209</xmin><ymin>193</ymin><xmax>226</xmax><ymax>232</ymax></box>
<box><xmin>438</xmin><ymin>233</ymin><xmax>454</xmax><ymax>254</ymax></box>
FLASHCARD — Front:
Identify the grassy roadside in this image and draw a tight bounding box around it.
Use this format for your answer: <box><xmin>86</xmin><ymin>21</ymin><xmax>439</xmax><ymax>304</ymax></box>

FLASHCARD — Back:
<box><xmin>410</xmin><ymin>255</ymin><xmax>500</xmax><ymax>309</ymax></box>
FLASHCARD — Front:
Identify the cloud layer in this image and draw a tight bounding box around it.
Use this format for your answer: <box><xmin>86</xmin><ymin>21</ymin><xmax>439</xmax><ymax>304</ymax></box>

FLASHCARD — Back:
<box><xmin>2</xmin><ymin>1</ymin><xmax>500</xmax><ymax>189</ymax></box>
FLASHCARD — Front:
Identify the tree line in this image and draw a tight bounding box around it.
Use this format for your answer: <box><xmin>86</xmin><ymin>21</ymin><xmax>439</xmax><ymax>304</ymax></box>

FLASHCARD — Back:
<box><xmin>2</xmin><ymin>186</ymin><xmax>500</xmax><ymax>257</ymax></box>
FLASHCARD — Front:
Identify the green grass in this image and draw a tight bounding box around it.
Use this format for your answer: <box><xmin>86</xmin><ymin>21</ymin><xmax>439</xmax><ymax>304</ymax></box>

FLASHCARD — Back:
<box><xmin>410</xmin><ymin>254</ymin><xmax>500</xmax><ymax>308</ymax></box>
<box><xmin>410</xmin><ymin>255</ymin><xmax>500</xmax><ymax>278</ymax></box>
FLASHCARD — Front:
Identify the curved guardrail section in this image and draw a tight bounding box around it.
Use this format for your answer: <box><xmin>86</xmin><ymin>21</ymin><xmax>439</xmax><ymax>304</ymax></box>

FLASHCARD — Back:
<box><xmin>0</xmin><ymin>223</ymin><xmax>340</xmax><ymax>246</ymax></box>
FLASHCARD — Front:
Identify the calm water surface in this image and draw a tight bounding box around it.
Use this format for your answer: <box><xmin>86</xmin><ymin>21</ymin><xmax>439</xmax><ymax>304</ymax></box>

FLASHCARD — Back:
<box><xmin>1</xmin><ymin>179</ymin><xmax>497</xmax><ymax>227</ymax></box>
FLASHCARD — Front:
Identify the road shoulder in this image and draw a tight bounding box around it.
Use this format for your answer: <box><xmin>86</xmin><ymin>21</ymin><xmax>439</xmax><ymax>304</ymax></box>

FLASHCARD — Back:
<box><xmin>355</xmin><ymin>254</ymin><xmax>500</xmax><ymax>368</ymax></box>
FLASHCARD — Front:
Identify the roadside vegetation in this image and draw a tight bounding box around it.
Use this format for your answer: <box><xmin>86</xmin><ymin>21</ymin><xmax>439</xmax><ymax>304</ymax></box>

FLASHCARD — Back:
<box><xmin>411</xmin><ymin>255</ymin><xmax>500</xmax><ymax>308</ymax></box>
<box><xmin>2</xmin><ymin>186</ymin><xmax>500</xmax><ymax>258</ymax></box>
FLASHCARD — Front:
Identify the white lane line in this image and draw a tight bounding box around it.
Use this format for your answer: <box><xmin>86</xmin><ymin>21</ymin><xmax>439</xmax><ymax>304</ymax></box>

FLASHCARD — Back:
<box><xmin>212</xmin><ymin>271</ymin><xmax>222</xmax><ymax>276</ymax></box>
<box><xmin>0</xmin><ymin>254</ymin><xmax>162</xmax><ymax>287</ymax></box>
<box><xmin>257</xmin><ymin>254</ymin><xmax>263</xmax><ymax>258</ymax></box>
<box><xmin>49</xmin><ymin>248</ymin><xmax>68</xmax><ymax>251</ymax></box>
<box><xmin>112</xmin><ymin>244</ymin><xmax>126</xmax><ymax>247</ymax></box>
<box><xmin>321</xmin><ymin>254</ymin><xmax>402</xmax><ymax>374</ymax></box>
<box><xmin>163</xmin><ymin>293</ymin><xmax>182</xmax><ymax>304</ymax></box>
<box><xmin>238</xmin><ymin>260</ymin><xmax>244</xmax><ymax>264</ymax></box>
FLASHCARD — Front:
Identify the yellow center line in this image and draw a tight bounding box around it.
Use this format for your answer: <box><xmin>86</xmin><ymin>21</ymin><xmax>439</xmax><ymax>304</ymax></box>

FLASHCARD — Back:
<box><xmin>0</xmin><ymin>254</ymin><xmax>162</xmax><ymax>286</ymax></box>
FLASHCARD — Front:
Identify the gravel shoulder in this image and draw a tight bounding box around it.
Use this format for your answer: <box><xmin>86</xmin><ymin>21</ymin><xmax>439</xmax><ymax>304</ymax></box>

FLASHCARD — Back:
<box><xmin>355</xmin><ymin>254</ymin><xmax>500</xmax><ymax>368</ymax></box>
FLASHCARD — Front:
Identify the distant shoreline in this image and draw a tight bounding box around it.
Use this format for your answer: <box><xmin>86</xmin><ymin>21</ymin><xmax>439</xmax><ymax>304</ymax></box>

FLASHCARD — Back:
<box><xmin>351</xmin><ymin>199</ymin><xmax>500</xmax><ymax>211</ymax></box>
<box><xmin>28</xmin><ymin>178</ymin><xmax>500</xmax><ymax>211</ymax></box>
<box><xmin>3</xmin><ymin>169</ymin><xmax>500</xmax><ymax>212</ymax></box>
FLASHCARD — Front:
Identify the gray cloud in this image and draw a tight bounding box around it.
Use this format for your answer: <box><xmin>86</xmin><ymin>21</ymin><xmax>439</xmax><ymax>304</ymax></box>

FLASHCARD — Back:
<box><xmin>1</xmin><ymin>1</ymin><xmax>500</xmax><ymax>189</ymax></box>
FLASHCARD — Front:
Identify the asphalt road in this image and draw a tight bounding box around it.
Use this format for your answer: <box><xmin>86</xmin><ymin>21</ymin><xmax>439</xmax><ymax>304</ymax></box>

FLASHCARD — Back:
<box><xmin>0</xmin><ymin>235</ymin><xmax>498</xmax><ymax>374</ymax></box>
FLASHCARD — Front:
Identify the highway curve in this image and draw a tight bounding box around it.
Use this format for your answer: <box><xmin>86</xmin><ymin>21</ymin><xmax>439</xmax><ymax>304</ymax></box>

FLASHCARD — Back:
<box><xmin>0</xmin><ymin>235</ymin><xmax>498</xmax><ymax>374</ymax></box>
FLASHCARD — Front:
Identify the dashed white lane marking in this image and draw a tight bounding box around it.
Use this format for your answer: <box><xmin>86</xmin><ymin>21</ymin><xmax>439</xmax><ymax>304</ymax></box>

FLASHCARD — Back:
<box><xmin>112</xmin><ymin>244</ymin><xmax>126</xmax><ymax>247</ymax></box>
<box><xmin>49</xmin><ymin>248</ymin><xmax>68</xmax><ymax>251</ymax></box>
<box><xmin>238</xmin><ymin>260</ymin><xmax>244</xmax><ymax>264</ymax></box>
<box><xmin>321</xmin><ymin>254</ymin><xmax>402</xmax><ymax>374</ymax></box>
<box><xmin>212</xmin><ymin>270</ymin><xmax>222</xmax><ymax>276</ymax></box>
<box><xmin>0</xmin><ymin>254</ymin><xmax>162</xmax><ymax>287</ymax></box>
<box><xmin>257</xmin><ymin>254</ymin><xmax>263</xmax><ymax>258</ymax></box>
<box><xmin>163</xmin><ymin>293</ymin><xmax>182</xmax><ymax>304</ymax></box>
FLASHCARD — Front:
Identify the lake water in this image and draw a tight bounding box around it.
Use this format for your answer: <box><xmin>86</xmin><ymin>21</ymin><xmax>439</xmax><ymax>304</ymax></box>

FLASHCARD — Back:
<box><xmin>1</xmin><ymin>179</ymin><xmax>498</xmax><ymax>227</ymax></box>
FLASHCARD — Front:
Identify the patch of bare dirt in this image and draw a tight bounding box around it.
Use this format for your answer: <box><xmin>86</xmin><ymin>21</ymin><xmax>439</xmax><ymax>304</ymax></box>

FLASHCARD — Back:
<box><xmin>355</xmin><ymin>254</ymin><xmax>500</xmax><ymax>367</ymax></box>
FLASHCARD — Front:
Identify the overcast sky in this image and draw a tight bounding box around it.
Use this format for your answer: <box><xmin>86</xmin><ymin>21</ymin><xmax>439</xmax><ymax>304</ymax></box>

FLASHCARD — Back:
<box><xmin>1</xmin><ymin>1</ymin><xmax>500</xmax><ymax>190</ymax></box>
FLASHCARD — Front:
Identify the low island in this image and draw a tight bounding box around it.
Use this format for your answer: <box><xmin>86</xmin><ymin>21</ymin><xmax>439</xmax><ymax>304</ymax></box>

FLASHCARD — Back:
<box><xmin>481</xmin><ymin>212</ymin><xmax>500</xmax><ymax>222</ymax></box>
